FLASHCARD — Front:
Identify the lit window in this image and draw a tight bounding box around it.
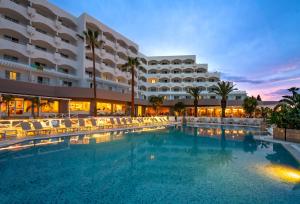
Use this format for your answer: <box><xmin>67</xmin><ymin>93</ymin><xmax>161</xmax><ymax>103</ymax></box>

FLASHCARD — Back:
<box><xmin>70</xmin><ymin>101</ymin><xmax>90</xmax><ymax>112</ymax></box>
<box><xmin>5</xmin><ymin>71</ymin><xmax>19</xmax><ymax>80</ymax></box>
<box><xmin>150</xmin><ymin>79</ymin><xmax>156</xmax><ymax>84</ymax></box>
<box><xmin>10</xmin><ymin>72</ymin><xmax>17</xmax><ymax>80</ymax></box>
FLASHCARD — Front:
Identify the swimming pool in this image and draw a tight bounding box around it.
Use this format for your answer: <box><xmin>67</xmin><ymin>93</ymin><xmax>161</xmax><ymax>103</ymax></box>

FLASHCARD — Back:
<box><xmin>0</xmin><ymin>125</ymin><xmax>300</xmax><ymax>203</ymax></box>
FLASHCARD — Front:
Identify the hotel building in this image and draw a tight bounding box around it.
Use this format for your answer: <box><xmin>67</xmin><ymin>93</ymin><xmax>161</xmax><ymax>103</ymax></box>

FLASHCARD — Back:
<box><xmin>0</xmin><ymin>0</ymin><xmax>249</xmax><ymax>118</ymax></box>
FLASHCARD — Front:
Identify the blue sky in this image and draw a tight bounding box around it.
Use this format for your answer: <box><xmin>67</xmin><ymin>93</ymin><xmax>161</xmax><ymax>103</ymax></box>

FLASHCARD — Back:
<box><xmin>50</xmin><ymin>0</ymin><xmax>300</xmax><ymax>100</ymax></box>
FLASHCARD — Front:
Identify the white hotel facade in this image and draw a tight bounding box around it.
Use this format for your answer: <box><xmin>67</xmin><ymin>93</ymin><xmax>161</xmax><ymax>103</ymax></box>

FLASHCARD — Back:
<box><xmin>0</xmin><ymin>0</ymin><xmax>247</xmax><ymax>117</ymax></box>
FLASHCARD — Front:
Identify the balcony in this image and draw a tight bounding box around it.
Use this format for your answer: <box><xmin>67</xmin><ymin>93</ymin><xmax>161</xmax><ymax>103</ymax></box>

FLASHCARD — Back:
<box><xmin>0</xmin><ymin>0</ymin><xmax>29</xmax><ymax>20</ymax></box>
<box><xmin>0</xmin><ymin>17</ymin><xmax>29</xmax><ymax>37</ymax></box>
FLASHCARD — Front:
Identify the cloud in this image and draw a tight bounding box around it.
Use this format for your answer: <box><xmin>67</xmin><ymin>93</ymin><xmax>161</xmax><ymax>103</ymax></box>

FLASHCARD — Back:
<box><xmin>264</xmin><ymin>88</ymin><xmax>290</xmax><ymax>96</ymax></box>
<box><xmin>222</xmin><ymin>72</ymin><xmax>300</xmax><ymax>85</ymax></box>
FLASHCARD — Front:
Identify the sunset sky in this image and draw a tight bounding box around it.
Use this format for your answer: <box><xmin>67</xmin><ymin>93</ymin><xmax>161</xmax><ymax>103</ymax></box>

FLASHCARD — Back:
<box><xmin>50</xmin><ymin>0</ymin><xmax>300</xmax><ymax>101</ymax></box>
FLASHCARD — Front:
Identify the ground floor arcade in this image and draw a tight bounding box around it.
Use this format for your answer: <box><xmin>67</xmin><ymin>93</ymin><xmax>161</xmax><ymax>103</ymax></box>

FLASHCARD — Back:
<box><xmin>0</xmin><ymin>95</ymin><xmax>248</xmax><ymax>118</ymax></box>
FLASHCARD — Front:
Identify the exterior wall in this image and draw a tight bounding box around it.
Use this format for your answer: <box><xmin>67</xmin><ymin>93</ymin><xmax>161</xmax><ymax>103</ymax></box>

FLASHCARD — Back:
<box><xmin>138</xmin><ymin>55</ymin><xmax>247</xmax><ymax>100</ymax></box>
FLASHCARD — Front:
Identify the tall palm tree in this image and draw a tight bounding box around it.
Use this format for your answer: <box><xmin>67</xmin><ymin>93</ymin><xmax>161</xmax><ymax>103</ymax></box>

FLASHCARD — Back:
<box><xmin>149</xmin><ymin>96</ymin><xmax>164</xmax><ymax>116</ymax></box>
<box><xmin>187</xmin><ymin>87</ymin><xmax>201</xmax><ymax>117</ymax></box>
<box><xmin>211</xmin><ymin>81</ymin><xmax>237</xmax><ymax>118</ymax></box>
<box><xmin>123</xmin><ymin>57</ymin><xmax>140</xmax><ymax>117</ymax></box>
<box><xmin>83</xmin><ymin>29</ymin><xmax>105</xmax><ymax>117</ymax></box>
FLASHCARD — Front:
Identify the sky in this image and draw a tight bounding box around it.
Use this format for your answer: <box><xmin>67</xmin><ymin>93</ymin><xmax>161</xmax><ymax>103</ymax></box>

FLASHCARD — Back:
<box><xmin>50</xmin><ymin>0</ymin><xmax>300</xmax><ymax>101</ymax></box>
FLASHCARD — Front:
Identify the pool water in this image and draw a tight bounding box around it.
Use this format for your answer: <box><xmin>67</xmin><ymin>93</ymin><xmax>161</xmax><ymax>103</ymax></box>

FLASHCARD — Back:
<box><xmin>0</xmin><ymin>125</ymin><xmax>300</xmax><ymax>203</ymax></box>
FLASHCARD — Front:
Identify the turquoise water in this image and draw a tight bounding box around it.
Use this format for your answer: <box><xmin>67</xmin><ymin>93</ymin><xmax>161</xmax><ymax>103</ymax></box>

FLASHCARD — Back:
<box><xmin>0</xmin><ymin>125</ymin><xmax>300</xmax><ymax>203</ymax></box>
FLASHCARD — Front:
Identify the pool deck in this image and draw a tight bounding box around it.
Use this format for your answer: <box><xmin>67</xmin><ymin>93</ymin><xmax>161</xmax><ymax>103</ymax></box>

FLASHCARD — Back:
<box><xmin>0</xmin><ymin>123</ymin><xmax>178</xmax><ymax>149</ymax></box>
<box><xmin>255</xmin><ymin>135</ymin><xmax>300</xmax><ymax>164</ymax></box>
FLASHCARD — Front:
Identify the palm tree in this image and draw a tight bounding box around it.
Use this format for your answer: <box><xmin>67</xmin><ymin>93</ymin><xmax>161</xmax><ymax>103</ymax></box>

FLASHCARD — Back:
<box><xmin>123</xmin><ymin>57</ymin><xmax>140</xmax><ymax>117</ymax></box>
<box><xmin>242</xmin><ymin>96</ymin><xmax>258</xmax><ymax>118</ymax></box>
<box><xmin>173</xmin><ymin>102</ymin><xmax>185</xmax><ymax>116</ymax></box>
<box><xmin>187</xmin><ymin>87</ymin><xmax>201</xmax><ymax>117</ymax></box>
<box><xmin>83</xmin><ymin>29</ymin><xmax>105</xmax><ymax>117</ymax></box>
<box><xmin>211</xmin><ymin>81</ymin><xmax>237</xmax><ymax>118</ymax></box>
<box><xmin>1</xmin><ymin>95</ymin><xmax>13</xmax><ymax>118</ymax></box>
<box><xmin>276</xmin><ymin>87</ymin><xmax>300</xmax><ymax>110</ymax></box>
<box><xmin>149</xmin><ymin>96</ymin><xmax>164</xmax><ymax>116</ymax></box>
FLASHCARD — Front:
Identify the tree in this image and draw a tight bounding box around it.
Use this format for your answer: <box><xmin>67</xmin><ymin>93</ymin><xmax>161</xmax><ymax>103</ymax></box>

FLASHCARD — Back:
<box><xmin>149</xmin><ymin>96</ymin><xmax>164</xmax><ymax>116</ymax></box>
<box><xmin>276</xmin><ymin>87</ymin><xmax>300</xmax><ymax>110</ymax></box>
<box><xmin>268</xmin><ymin>87</ymin><xmax>300</xmax><ymax>131</ymax></box>
<box><xmin>187</xmin><ymin>87</ymin><xmax>201</xmax><ymax>117</ymax></box>
<box><xmin>123</xmin><ymin>57</ymin><xmax>140</xmax><ymax>117</ymax></box>
<box><xmin>260</xmin><ymin>107</ymin><xmax>271</xmax><ymax>122</ymax></box>
<box><xmin>210</xmin><ymin>81</ymin><xmax>237</xmax><ymax>118</ymax></box>
<box><xmin>242</xmin><ymin>96</ymin><xmax>258</xmax><ymax>118</ymax></box>
<box><xmin>257</xmin><ymin>94</ymin><xmax>262</xmax><ymax>101</ymax></box>
<box><xmin>1</xmin><ymin>95</ymin><xmax>13</xmax><ymax>118</ymax></box>
<box><xmin>83</xmin><ymin>29</ymin><xmax>105</xmax><ymax>117</ymax></box>
<box><xmin>173</xmin><ymin>102</ymin><xmax>185</xmax><ymax>116</ymax></box>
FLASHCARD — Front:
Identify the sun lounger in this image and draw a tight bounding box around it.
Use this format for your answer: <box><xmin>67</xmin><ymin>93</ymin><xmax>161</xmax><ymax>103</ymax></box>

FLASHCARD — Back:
<box><xmin>78</xmin><ymin>118</ymin><xmax>91</xmax><ymax>131</ymax></box>
<box><xmin>20</xmin><ymin>122</ymin><xmax>37</xmax><ymax>136</ymax></box>
<box><xmin>64</xmin><ymin>119</ymin><xmax>79</xmax><ymax>132</ymax></box>
<box><xmin>110</xmin><ymin>118</ymin><xmax>124</xmax><ymax>128</ymax></box>
<box><xmin>32</xmin><ymin>121</ymin><xmax>52</xmax><ymax>135</ymax></box>
<box><xmin>122</xmin><ymin>118</ymin><xmax>133</xmax><ymax>127</ymax></box>
<box><xmin>50</xmin><ymin>120</ymin><xmax>67</xmax><ymax>133</ymax></box>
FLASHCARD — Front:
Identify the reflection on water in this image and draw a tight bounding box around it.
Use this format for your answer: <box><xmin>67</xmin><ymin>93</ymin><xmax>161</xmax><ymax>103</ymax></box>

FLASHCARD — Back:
<box><xmin>0</xmin><ymin>125</ymin><xmax>299</xmax><ymax>203</ymax></box>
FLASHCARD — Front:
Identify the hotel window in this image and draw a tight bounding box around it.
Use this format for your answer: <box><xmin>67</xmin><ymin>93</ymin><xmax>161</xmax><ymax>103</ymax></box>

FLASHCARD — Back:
<box><xmin>149</xmin><ymin>88</ymin><xmax>156</xmax><ymax>92</ymax></box>
<box><xmin>112</xmin><ymin>103</ymin><xmax>126</xmax><ymax>114</ymax></box>
<box><xmin>33</xmin><ymin>62</ymin><xmax>47</xmax><ymax>70</ymax></box>
<box><xmin>41</xmin><ymin>100</ymin><xmax>59</xmax><ymax>113</ymax></box>
<box><xmin>60</xmin><ymin>53</ymin><xmax>69</xmax><ymax>58</ymax></box>
<box><xmin>61</xmin><ymin>38</ymin><xmax>70</xmax><ymax>44</ymax></box>
<box><xmin>97</xmin><ymin>102</ymin><xmax>111</xmax><ymax>114</ymax></box>
<box><xmin>186</xmin><ymin>96</ymin><xmax>191</xmax><ymax>99</ymax></box>
<box><xmin>197</xmin><ymin>78</ymin><xmax>204</xmax><ymax>82</ymax></box>
<box><xmin>162</xmin><ymin>71</ymin><xmax>168</xmax><ymax>74</ymax></box>
<box><xmin>173</xmin><ymin>79</ymin><xmax>180</xmax><ymax>83</ymax></box>
<box><xmin>4</xmin><ymin>35</ymin><xmax>19</xmax><ymax>43</ymax></box>
<box><xmin>37</xmin><ymin>76</ymin><xmax>50</xmax><ymax>85</ymax></box>
<box><xmin>35</xmin><ymin>28</ymin><xmax>47</xmax><ymax>34</ymax></box>
<box><xmin>35</xmin><ymin>45</ymin><xmax>47</xmax><ymax>52</ymax></box>
<box><xmin>210</xmin><ymin>96</ymin><xmax>216</xmax><ymax>99</ymax></box>
<box><xmin>63</xmin><ymin>81</ymin><xmax>72</xmax><ymax>87</ymax></box>
<box><xmin>70</xmin><ymin>101</ymin><xmax>90</xmax><ymax>112</ymax></box>
<box><xmin>173</xmin><ymin>88</ymin><xmax>180</xmax><ymax>92</ymax></box>
<box><xmin>150</xmin><ymin>79</ymin><xmax>156</xmax><ymax>84</ymax></box>
<box><xmin>236</xmin><ymin>96</ymin><xmax>242</xmax><ymax>100</ymax></box>
<box><xmin>174</xmin><ymin>96</ymin><xmax>180</xmax><ymax>99</ymax></box>
<box><xmin>3</xmin><ymin>54</ymin><xmax>18</xmax><ymax>62</ymax></box>
<box><xmin>58</xmin><ymin>68</ymin><xmax>69</xmax><ymax>74</ymax></box>
<box><xmin>4</xmin><ymin>15</ymin><xmax>19</xmax><ymax>24</ymax></box>
<box><xmin>5</xmin><ymin>71</ymin><xmax>20</xmax><ymax>80</ymax></box>
<box><xmin>173</xmin><ymin>70</ymin><xmax>180</xmax><ymax>74</ymax></box>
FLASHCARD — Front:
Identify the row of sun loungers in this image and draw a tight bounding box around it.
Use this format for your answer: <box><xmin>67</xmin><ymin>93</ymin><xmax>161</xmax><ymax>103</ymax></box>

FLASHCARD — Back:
<box><xmin>0</xmin><ymin>117</ymin><xmax>173</xmax><ymax>138</ymax></box>
<box><xmin>185</xmin><ymin>117</ymin><xmax>262</xmax><ymax>127</ymax></box>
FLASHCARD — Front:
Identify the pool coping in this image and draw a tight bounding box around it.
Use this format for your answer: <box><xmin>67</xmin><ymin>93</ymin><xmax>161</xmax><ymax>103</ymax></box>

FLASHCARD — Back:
<box><xmin>254</xmin><ymin>135</ymin><xmax>300</xmax><ymax>164</ymax></box>
<box><xmin>0</xmin><ymin>123</ymin><xmax>179</xmax><ymax>149</ymax></box>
